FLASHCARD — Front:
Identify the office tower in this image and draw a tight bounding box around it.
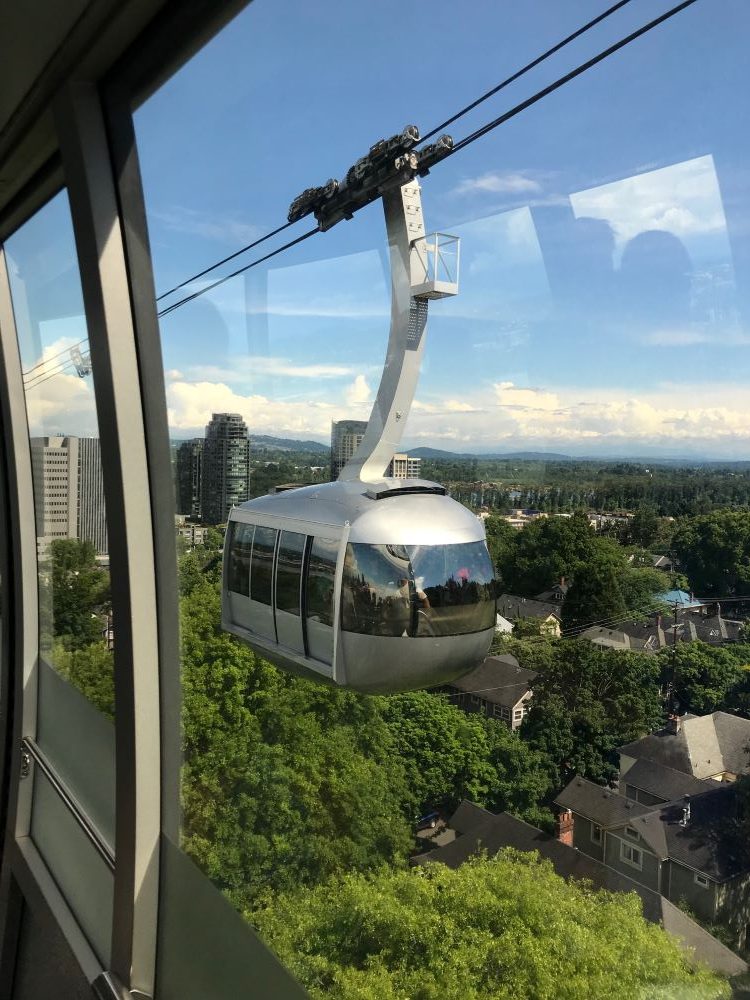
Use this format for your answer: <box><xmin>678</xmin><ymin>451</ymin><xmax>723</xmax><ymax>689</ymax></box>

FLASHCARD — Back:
<box><xmin>330</xmin><ymin>420</ymin><xmax>367</xmax><ymax>479</ymax></box>
<box><xmin>200</xmin><ymin>413</ymin><xmax>251</xmax><ymax>524</ymax></box>
<box><xmin>78</xmin><ymin>437</ymin><xmax>108</xmax><ymax>554</ymax></box>
<box><xmin>30</xmin><ymin>435</ymin><xmax>79</xmax><ymax>551</ymax></box>
<box><xmin>29</xmin><ymin>436</ymin><xmax>108</xmax><ymax>555</ymax></box>
<box><xmin>175</xmin><ymin>438</ymin><xmax>204</xmax><ymax>518</ymax></box>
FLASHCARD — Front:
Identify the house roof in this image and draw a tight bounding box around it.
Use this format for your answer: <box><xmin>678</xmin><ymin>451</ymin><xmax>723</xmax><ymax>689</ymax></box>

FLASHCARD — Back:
<box><xmin>496</xmin><ymin>594</ymin><xmax>561</xmax><ymax>622</ymax></box>
<box><xmin>652</xmin><ymin>555</ymin><xmax>674</xmax><ymax>570</ymax></box>
<box><xmin>657</xmin><ymin>589</ymin><xmax>705</xmax><ymax>608</ymax></box>
<box><xmin>621</xmin><ymin>757</ymin><xmax>716</xmax><ymax>803</ymax></box>
<box><xmin>619</xmin><ymin>712</ymin><xmax>750</xmax><ymax>779</ymax></box>
<box><xmin>413</xmin><ymin>803</ymin><xmax>747</xmax><ymax>978</ymax></box>
<box><xmin>447</xmin><ymin>655</ymin><xmax>536</xmax><ymax>707</ymax></box>
<box><xmin>554</xmin><ymin>777</ymin><xmax>653</xmax><ymax>828</ymax></box>
<box><xmin>535</xmin><ymin>582</ymin><xmax>569</xmax><ymax>602</ymax></box>
<box><xmin>578</xmin><ymin>627</ymin><xmax>650</xmax><ymax>651</ymax></box>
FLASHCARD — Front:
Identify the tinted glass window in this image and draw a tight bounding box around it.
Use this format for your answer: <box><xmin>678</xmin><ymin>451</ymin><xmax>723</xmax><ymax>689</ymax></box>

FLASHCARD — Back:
<box><xmin>228</xmin><ymin>522</ymin><xmax>253</xmax><ymax>596</ymax></box>
<box><xmin>342</xmin><ymin>541</ymin><xmax>496</xmax><ymax>637</ymax></box>
<box><xmin>306</xmin><ymin>537</ymin><xmax>338</xmax><ymax>627</ymax></box>
<box><xmin>276</xmin><ymin>531</ymin><xmax>305</xmax><ymax>615</ymax></box>
<box><xmin>250</xmin><ymin>526</ymin><xmax>276</xmax><ymax>606</ymax></box>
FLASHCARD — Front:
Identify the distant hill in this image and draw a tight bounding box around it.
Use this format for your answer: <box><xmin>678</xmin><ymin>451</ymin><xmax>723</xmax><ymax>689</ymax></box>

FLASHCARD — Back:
<box><xmin>407</xmin><ymin>447</ymin><xmax>573</xmax><ymax>461</ymax></box>
<box><xmin>250</xmin><ymin>434</ymin><xmax>329</xmax><ymax>454</ymax></box>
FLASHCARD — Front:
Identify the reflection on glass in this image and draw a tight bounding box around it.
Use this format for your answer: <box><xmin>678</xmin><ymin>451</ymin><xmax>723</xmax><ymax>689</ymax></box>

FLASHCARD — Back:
<box><xmin>5</xmin><ymin>192</ymin><xmax>114</xmax><ymax>724</ymax></box>
<box><xmin>342</xmin><ymin>542</ymin><xmax>496</xmax><ymax>637</ymax></box>
<box><xmin>306</xmin><ymin>537</ymin><xmax>337</xmax><ymax>629</ymax></box>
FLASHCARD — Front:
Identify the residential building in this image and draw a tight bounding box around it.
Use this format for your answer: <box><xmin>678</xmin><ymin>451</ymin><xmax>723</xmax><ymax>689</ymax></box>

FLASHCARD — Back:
<box><xmin>496</xmin><ymin>593</ymin><xmax>562</xmax><ymax>636</ymax></box>
<box><xmin>386</xmin><ymin>452</ymin><xmax>421</xmax><ymax>479</ymax></box>
<box><xmin>554</xmin><ymin>777</ymin><xmax>750</xmax><ymax>950</ymax></box>
<box><xmin>30</xmin><ymin>435</ymin><xmax>108</xmax><ymax>555</ymax></box>
<box><xmin>535</xmin><ymin>578</ymin><xmax>569</xmax><ymax>603</ymax></box>
<box><xmin>579</xmin><ymin>609</ymin><xmax>742</xmax><ymax>653</ymax></box>
<box><xmin>175</xmin><ymin>514</ymin><xmax>208</xmax><ymax>547</ymax></box>
<box><xmin>175</xmin><ymin>438</ymin><xmax>204</xmax><ymax>519</ymax></box>
<box><xmin>413</xmin><ymin>800</ymin><xmax>747</xmax><ymax>978</ymax></box>
<box><xmin>330</xmin><ymin>420</ymin><xmax>367</xmax><ymax>479</ymax></box>
<box><xmin>200</xmin><ymin>413</ymin><xmax>251</xmax><ymax>525</ymax></box>
<box><xmin>331</xmin><ymin>421</ymin><xmax>422</xmax><ymax>480</ymax></box>
<box><xmin>445</xmin><ymin>654</ymin><xmax>536</xmax><ymax>729</ymax></box>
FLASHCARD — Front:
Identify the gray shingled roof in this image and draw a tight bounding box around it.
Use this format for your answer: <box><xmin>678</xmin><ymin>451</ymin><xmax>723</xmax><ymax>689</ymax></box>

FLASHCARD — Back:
<box><xmin>578</xmin><ymin>627</ymin><xmax>650</xmax><ymax>651</ymax></box>
<box><xmin>496</xmin><ymin>594</ymin><xmax>561</xmax><ymax>622</ymax></box>
<box><xmin>413</xmin><ymin>804</ymin><xmax>747</xmax><ymax>978</ymax></box>
<box><xmin>658</xmin><ymin>785</ymin><xmax>750</xmax><ymax>882</ymax></box>
<box><xmin>554</xmin><ymin>777</ymin><xmax>653</xmax><ymax>827</ymax></box>
<box><xmin>447</xmin><ymin>654</ymin><xmax>536</xmax><ymax>708</ymax></box>
<box><xmin>619</xmin><ymin>712</ymin><xmax>750</xmax><ymax>780</ymax></box>
<box><xmin>622</xmin><ymin>758</ymin><xmax>717</xmax><ymax>803</ymax></box>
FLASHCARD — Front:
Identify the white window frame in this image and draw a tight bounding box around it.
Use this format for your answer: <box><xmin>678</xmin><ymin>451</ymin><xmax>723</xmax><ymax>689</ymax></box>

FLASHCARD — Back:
<box><xmin>624</xmin><ymin>825</ymin><xmax>639</xmax><ymax>839</ymax></box>
<box><xmin>694</xmin><ymin>872</ymin><xmax>710</xmax><ymax>888</ymax></box>
<box><xmin>620</xmin><ymin>840</ymin><xmax>643</xmax><ymax>870</ymax></box>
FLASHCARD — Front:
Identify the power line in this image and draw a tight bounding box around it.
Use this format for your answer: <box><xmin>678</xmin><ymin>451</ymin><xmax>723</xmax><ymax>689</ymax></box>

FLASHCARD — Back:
<box><xmin>157</xmin><ymin>226</ymin><xmax>319</xmax><ymax>318</ymax></box>
<box><xmin>22</xmin><ymin>339</ymin><xmax>88</xmax><ymax>378</ymax></box>
<box><xmin>155</xmin><ymin>220</ymin><xmax>297</xmax><ymax>302</ymax></box>
<box><xmin>25</xmin><ymin>356</ymin><xmax>82</xmax><ymax>389</ymax></box>
<box><xmin>419</xmin><ymin>0</ymin><xmax>635</xmax><ymax>143</ymax></box>
<box><xmin>445</xmin><ymin>0</ymin><xmax>699</xmax><ymax>160</ymax></box>
<box><xmin>24</xmin><ymin>362</ymin><xmax>81</xmax><ymax>392</ymax></box>
<box><xmin>156</xmin><ymin>0</ymin><xmax>699</xmax><ymax>318</ymax></box>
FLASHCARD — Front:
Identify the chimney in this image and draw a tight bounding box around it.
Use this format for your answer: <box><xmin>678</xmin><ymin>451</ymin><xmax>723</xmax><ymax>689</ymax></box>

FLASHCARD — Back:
<box><xmin>679</xmin><ymin>795</ymin><xmax>691</xmax><ymax>827</ymax></box>
<box><xmin>556</xmin><ymin>808</ymin><xmax>574</xmax><ymax>847</ymax></box>
<box><xmin>655</xmin><ymin>613</ymin><xmax>662</xmax><ymax>630</ymax></box>
<box><xmin>667</xmin><ymin>713</ymin><xmax>682</xmax><ymax>735</ymax></box>
<box><xmin>560</xmin><ymin>576</ymin><xmax>566</xmax><ymax>587</ymax></box>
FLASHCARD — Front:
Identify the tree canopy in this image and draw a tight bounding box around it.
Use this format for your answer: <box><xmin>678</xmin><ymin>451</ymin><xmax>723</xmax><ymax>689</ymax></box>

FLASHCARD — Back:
<box><xmin>253</xmin><ymin>851</ymin><xmax>728</xmax><ymax>1000</ymax></box>
<box><xmin>672</xmin><ymin>511</ymin><xmax>750</xmax><ymax>596</ymax></box>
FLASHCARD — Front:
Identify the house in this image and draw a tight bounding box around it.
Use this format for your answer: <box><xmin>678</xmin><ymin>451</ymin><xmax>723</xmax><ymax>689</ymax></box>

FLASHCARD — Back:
<box><xmin>652</xmin><ymin>554</ymin><xmax>676</xmax><ymax>573</ymax></box>
<box><xmin>496</xmin><ymin>594</ymin><xmax>562</xmax><ymax>636</ymax></box>
<box><xmin>535</xmin><ymin>578</ymin><xmax>569</xmax><ymax>603</ymax></box>
<box><xmin>554</xmin><ymin>777</ymin><xmax>750</xmax><ymax>951</ymax></box>
<box><xmin>413</xmin><ymin>801</ymin><xmax>747</xmax><ymax>978</ymax></box>
<box><xmin>495</xmin><ymin>613</ymin><xmax>514</xmax><ymax>634</ymax></box>
<box><xmin>578</xmin><ymin>611</ymin><xmax>742</xmax><ymax>653</ymax></box>
<box><xmin>577</xmin><ymin>626</ymin><xmax>650</xmax><ymax>651</ymax></box>
<box><xmin>444</xmin><ymin>654</ymin><xmax>536</xmax><ymax>730</ymax></box>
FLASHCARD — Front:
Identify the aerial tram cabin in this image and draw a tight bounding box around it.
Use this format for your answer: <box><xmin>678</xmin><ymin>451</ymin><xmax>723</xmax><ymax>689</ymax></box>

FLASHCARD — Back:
<box><xmin>222</xmin><ymin>479</ymin><xmax>497</xmax><ymax>692</ymax></box>
<box><xmin>222</xmin><ymin>126</ymin><xmax>497</xmax><ymax>691</ymax></box>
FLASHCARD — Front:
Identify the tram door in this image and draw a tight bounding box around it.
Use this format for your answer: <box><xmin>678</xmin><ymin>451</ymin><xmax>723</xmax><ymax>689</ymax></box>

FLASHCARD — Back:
<box><xmin>274</xmin><ymin>532</ymin><xmax>306</xmax><ymax>654</ymax></box>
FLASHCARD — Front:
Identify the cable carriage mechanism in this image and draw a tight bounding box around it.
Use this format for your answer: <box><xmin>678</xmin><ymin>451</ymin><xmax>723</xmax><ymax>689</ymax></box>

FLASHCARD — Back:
<box><xmin>222</xmin><ymin>126</ymin><xmax>497</xmax><ymax>692</ymax></box>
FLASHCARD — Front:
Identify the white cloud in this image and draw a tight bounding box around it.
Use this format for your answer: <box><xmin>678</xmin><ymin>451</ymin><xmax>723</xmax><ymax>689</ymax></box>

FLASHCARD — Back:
<box><xmin>453</xmin><ymin>172</ymin><xmax>541</xmax><ymax>196</ymax></box>
<box><xmin>152</xmin><ymin>206</ymin><xmax>262</xmax><ymax>245</ymax></box>
<box><xmin>344</xmin><ymin>375</ymin><xmax>371</xmax><ymax>406</ymax></box>
<box><xmin>177</xmin><ymin>356</ymin><xmax>359</xmax><ymax>382</ymax></box>
<box><xmin>494</xmin><ymin>382</ymin><xmax>560</xmax><ymax>411</ymax></box>
<box><xmin>642</xmin><ymin>328</ymin><xmax>750</xmax><ymax>347</ymax></box>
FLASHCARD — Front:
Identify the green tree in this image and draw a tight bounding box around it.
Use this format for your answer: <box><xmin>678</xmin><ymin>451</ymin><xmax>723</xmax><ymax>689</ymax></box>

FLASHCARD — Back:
<box><xmin>522</xmin><ymin>642</ymin><xmax>662</xmax><ymax>785</ymax></box>
<box><xmin>499</xmin><ymin>511</ymin><xmax>596</xmax><ymax>597</ymax></box>
<box><xmin>561</xmin><ymin>557</ymin><xmax>627</xmax><ymax>633</ymax></box>
<box><xmin>52</xmin><ymin>639</ymin><xmax>115</xmax><ymax>719</ymax></box>
<box><xmin>672</xmin><ymin>511</ymin><xmax>750</xmax><ymax>596</ymax></box>
<box><xmin>628</xmin><ymin>504</ymin><xmax>660</xmax><ymax>547</ymax></box>
<box><xmin>47</xmin><ymin>538</ymin><xmax>110</xmax><ymax>649</ymax></box>
<box><xmin>661</xmin><ymin>642</ymin><xmax>747</xmax><ymax>716</ymax></box>
<box><xmin>253</xmin><ymin>852</ymin><xmax>728</xmax><ymax>1000</ymax></box>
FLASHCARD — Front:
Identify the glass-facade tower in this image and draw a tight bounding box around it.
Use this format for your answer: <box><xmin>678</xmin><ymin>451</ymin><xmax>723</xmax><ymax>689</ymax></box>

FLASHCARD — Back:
<box><xmin>200</xmin><ymin>413</ymin><xmax>250</xmax><ymax>525</ymax></box>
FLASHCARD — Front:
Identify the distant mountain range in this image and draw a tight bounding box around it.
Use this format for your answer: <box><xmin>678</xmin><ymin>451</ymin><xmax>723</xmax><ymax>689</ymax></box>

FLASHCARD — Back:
<box><xmin>406</xmin><ymin>447</ymin><xmax>574</xmax><ymax>461</ymax></box>
<box><xmin>249</xmin><ymin>434</ymin><xmax>329</xmax><ymax>454</ymax></box>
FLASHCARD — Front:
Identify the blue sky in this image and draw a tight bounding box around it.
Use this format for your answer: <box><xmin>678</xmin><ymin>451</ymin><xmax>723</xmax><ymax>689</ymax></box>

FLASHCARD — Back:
<box><xmin>9</xmin><ymin>0</ymin><xmax>750</xmax><ymax>458</ymax></box>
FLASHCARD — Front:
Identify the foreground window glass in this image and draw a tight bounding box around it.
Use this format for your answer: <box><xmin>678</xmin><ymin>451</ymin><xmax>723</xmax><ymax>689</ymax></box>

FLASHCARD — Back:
<box><xmin>135</xmin><ymin>1</ymin><xmax>750</xmax><ymax>995</ymax></box>
<box><xmin>4</xmin><ymin>190</ymin><xmax>115</xmax><ymax>962</ymax></box>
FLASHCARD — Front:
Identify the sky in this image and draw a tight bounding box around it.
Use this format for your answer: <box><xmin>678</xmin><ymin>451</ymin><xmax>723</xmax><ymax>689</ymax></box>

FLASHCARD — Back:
<box><xmin>7</xmin><ymin>0</ymin><xmax>750</xmax><ymax>459</ymax></box>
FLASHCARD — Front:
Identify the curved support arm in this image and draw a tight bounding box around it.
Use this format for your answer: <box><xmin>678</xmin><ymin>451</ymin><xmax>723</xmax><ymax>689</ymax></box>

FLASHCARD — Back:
<box><xmin>339</xmin><ymin>182</ymin><xmax>428</xmax><ymax>482</ymax></box>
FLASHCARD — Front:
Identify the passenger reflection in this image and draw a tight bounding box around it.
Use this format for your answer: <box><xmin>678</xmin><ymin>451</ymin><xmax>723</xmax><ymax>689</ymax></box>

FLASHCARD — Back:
<box><xmin>618</xmin><ymin>229</ymin><xmax>693</xmax><ymax>328</ymax></box>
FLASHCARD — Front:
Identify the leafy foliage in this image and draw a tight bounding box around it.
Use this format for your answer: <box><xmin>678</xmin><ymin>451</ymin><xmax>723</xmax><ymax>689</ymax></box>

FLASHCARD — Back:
<box><xmin>46</xmin><ymin>538</ymin><xmax>110</xmax><ymax>649</ymax></box>
<box><xmin>253</xmin><ymin>852</ymin><xmax>729</xmax><ymax>1000</ymax></box>
<box><xmin>672</xmin><ymin>511</ymin><xmax>750</xmax><ymax>596</ymax></box>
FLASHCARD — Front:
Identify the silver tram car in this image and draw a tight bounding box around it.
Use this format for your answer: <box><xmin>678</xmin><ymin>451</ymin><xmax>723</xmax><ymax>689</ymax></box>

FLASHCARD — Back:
<box><xmin>222</xmin><ymin>479</ymin><xmax>497</xmax><ymax>693</ymax></box>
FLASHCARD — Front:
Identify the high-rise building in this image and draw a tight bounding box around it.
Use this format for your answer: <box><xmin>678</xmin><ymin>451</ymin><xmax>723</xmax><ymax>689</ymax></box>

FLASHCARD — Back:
<box><xmin>330</xmin><ymin>420</ymin><xmax>367</xmax><ymax>479</ymax></box>
<box><xmin>200</xmin><ymin>413</ymin><xmax>251</xmax><ymax>524</ymax></box>
<box><xmin>175</xmin><ymin>438</ymin><xmax>204</xmax><ymax>518</ymax></box>
<box><xmin>330</xmin><ymin>421</ymin><xmax>421</xmax><ymax>480</ymax></box>
<box><xmin>78</xmin><ymin>437</ymin><xmax>108</xmax><ymax>554</ymax></box>
<box><xmin>30</xmin><ymin>436</ymin><xmax>108</xmax><ymax>554</ymax></box>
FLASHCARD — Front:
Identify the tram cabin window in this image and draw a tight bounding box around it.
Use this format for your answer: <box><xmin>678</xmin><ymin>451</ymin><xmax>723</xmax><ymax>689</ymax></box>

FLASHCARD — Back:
<box><xmin>341</xmin><ymin>541</ymin><xmax>496</xmax><ymax>638</ymax></box>
<box><xmin>306</xmin><ymin>537</ymin><xmax>338</xmax><ymax>628</ymax></box>
<box><xmin>250</xmin><ymin>526</ymin><xmax>277</xmax><ymax>605</ymax></box>
<box><xmin>228</xmin><ymin>522</ymin><xmax>253</xmax><ymax>596</ymax></box>
<box><xmin>276</xmin><ymin>531</ymin><xmax>306</xmax><ymax>616</ymax></box>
